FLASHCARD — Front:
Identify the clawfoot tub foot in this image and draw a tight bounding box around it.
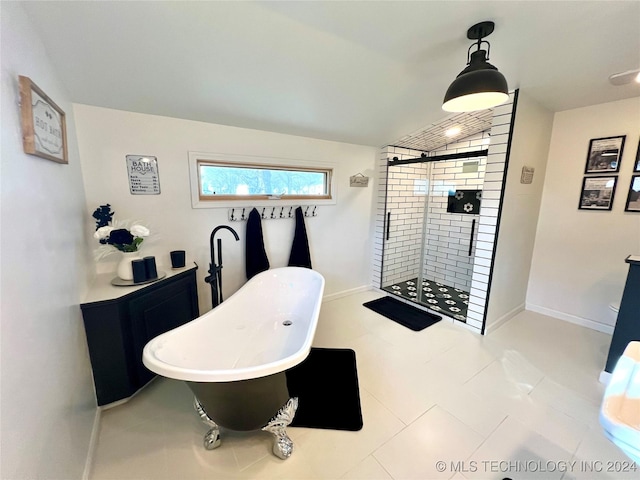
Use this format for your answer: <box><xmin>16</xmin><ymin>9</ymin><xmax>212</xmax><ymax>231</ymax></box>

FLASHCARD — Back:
<box><xmin>194</xmin><ymin>397</ymin><xmax>221</xmax><ymax>450</ymax></box>
<box><xmin>261</xmin><ymin>397</ymin><xmax>298</xmax><ymax>459</ymax></box>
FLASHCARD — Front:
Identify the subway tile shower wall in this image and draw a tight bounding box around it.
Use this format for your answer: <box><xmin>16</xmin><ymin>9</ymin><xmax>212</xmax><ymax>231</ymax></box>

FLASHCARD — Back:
<box><xmin>423</xmin><ymin>131</ymin><xmax>489</xmax><ymax>290</ymax></box>
<box><xmin>382</xmin><ymin>160</ymin><xmax>429</xmax><ymax>287</ymax></box>
<box><xmin>466</xmin><ymin>96</ymin><xmax>515</xmax><ymax>331</ymax></box>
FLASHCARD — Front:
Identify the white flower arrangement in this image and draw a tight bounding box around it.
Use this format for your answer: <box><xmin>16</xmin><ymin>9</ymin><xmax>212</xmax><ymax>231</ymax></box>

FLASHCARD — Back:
<box><xmin>92</xmin><ymin>204</ymin><xmax>150</xmax><ymax>260</ymax></box>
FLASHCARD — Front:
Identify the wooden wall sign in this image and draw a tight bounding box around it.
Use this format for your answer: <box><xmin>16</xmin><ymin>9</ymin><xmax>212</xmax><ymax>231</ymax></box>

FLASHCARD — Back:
<box><xmin>19</xmin><ymin>75</ymin><xmax>68</xmax><ymax>164</ymax></box>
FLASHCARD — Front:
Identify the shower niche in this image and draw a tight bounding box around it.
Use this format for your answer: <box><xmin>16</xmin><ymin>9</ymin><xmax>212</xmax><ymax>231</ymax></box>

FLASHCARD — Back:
<box><xmin>373</xmin><ymin>92</ymin><xmax>518</xmax><ymax>333</ymax></box>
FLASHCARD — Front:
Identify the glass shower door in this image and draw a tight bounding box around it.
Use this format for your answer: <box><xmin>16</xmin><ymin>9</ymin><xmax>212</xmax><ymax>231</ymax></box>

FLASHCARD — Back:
<box><xmin>416</xmin><ymin>158</ymin><xmax>484</xmax><ymax>321</ymax></box>
<box><xmin>380</xmin><ymin>161</ymin><xmax>430</xmax><ymax>303</ymax></box>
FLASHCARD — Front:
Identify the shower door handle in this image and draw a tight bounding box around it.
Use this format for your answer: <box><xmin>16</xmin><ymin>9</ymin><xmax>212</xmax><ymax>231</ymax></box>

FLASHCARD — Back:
<box><xmin>386</xmin><ymin>212</ymin><xmax>391</xmax><ymax>241</ymax></box>
<box><xmin>468</xmin><ymin>219</ymin><xmax>476</xmax><ymax>256</ymax></box>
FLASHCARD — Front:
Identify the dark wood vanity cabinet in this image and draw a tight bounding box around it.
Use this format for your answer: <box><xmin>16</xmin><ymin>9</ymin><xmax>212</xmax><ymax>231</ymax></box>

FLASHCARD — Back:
<box><xmin>81</xmin><ymin>265</ymin><xmax>199</xmax><ymax>406</ymax></box>
<box><xmin>604</xmin><ymin>256</ymin><xmax>640</xmax><ymax>374</ymax></box>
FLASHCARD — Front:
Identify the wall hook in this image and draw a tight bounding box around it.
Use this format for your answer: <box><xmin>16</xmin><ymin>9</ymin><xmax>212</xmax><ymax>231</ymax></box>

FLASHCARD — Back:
<box><xmin>288</xmin><ymin>206</ymin><xmax>293</xmax><ymax>218</ymax></box>
<box><xmin>271</xmin><ymin>207</ymin><xmax>276</xmax><ymax>219</ymax></box>
<box><xmin>280</xmin><ymin>207</ymin><xmax>284</xmax><ymax>218</ymax></box>
<box><xmin>312</xmin><ymin>206</ymin><xmax>317</xmax><ymax>217</ymax></box>
<box><xmin>261</xmin><ymin>208</ymin><xmax>266</xmax><ymax>219</ymax></box>
<box><xmin>304</xmin><ymin>206</ymin><xmax>310</xmax><ymax>217</ymax></box>
<box><xmin>230</xmin><ymin>208</ymin><xmax>235</xmax><ymax>221</ymax></box>
<box><xmin>241</xmin><ymin>208</ymin><xmax>246</xmax><ymax>221</ymax></box>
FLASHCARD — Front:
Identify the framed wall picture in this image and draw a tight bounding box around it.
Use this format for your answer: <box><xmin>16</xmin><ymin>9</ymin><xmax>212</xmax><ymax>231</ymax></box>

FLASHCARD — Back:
<box><xmin>624</xmin><ymin>175</ymin><xmax>640</xmax><ymax>212</ymax></box>
<box><xmin>634</xmin><ymin>139</ymin><xmax>640</xmax><ymax>172</ymax></box>
<box><xmin>578</xmin><ymin>175</ymin><xmax>617</xmax><ymax>211</ymax></box>
<box><xmin>18</xmin><ymin>75</ymin><xmax>68</xmax><ymax>164</ymax></box>
<box><xmin>584</xmin><ymin>135</ymin><xmax>626</xmax><ymax>174</ymax></box>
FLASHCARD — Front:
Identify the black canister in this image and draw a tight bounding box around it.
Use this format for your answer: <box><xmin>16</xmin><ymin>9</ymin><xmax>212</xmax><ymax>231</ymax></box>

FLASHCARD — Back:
<box><xmin>132</xmin><ymin>259</ymin><xmax>148</xmax><ymax>283</ymax></box>
<box><xmin>170</xmin><ymin>250</ymin><xmax>186</xmax><ymax>268</ymax></box>
<box><xmin>143</xmin><ymin>256</ymin><xmax>158</xmax><ymax>279</ymax></box>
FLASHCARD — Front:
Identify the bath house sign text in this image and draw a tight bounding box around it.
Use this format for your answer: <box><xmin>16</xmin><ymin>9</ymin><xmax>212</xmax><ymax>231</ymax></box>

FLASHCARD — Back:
<box><xmin>126</xmin><ymin>155</ymin><xmax>161</xmax><ymax>195</ymax></box>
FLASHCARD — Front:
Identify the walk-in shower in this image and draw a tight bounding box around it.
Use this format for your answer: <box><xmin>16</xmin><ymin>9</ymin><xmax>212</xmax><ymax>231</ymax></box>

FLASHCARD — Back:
<box><xmin>380</xmin><ymin>131</ymin><xmax>490</xmax><ymax>322</ymax></box>
<box><xmin>373</xmin><ymin>93</ymin><xmax>518</xmax><ymax>332</ymax></box>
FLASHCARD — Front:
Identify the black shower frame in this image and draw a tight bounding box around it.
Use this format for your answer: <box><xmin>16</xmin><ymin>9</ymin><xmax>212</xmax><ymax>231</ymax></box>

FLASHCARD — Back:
<box><xmin>386</xmin><ymin>148</ymin><xmax>488</xmax><ymax>167</ymax></box>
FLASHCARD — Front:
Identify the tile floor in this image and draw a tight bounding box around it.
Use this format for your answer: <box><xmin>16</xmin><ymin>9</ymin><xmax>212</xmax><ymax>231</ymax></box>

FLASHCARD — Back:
<box><xmin>90</xmin><ymin>291</ymin><xmax>637</xmax><ymax>479</ymax></box>
<box><xmin>382</xmin><ymin>277</ymin><xmax>469</xmax><ymax>321</ymax></box>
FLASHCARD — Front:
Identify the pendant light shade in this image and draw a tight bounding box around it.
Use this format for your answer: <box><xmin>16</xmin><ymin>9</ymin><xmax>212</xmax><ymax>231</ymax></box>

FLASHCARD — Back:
<box><xmin>443</xmin><ymin>21</ymin><xmax>509</xmax><ymax>112</ymax></box>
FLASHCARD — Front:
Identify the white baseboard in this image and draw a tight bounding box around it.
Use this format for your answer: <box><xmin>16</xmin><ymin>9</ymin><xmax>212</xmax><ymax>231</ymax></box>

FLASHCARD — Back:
<box><xmin>457</xmin><ymin>320</ymin><xmax>482</xmax><ymax>334</ymax></box>
<box><xmin>83</xmin><ymin>407</ymin><xmax>101</xmax><ymax>480</ymax></box>
<box><xmin>484</xmin><ymin>303</ymin><xmax>525</xmax><ymax>334</ymax></box>
<box><xmin>526</xmin><ymin>303</ymin><xmax>615</xmax><ymax>335</ymax></box>
<box><xmin>323</xmin><ymin>285</ymin><xmax>371</xmax><ymax>303</ymax></box>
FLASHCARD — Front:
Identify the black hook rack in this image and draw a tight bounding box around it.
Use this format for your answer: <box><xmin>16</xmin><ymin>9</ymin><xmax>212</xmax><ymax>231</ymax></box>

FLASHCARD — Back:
<box><xmin>227</xmin><ymin>205</ymin><xmax>319</xmax><ymax>221</ymax></box>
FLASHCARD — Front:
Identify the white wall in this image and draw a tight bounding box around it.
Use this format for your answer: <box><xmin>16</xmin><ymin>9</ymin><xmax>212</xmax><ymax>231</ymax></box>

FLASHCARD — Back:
<box><xmin>485</xmin><ymin>92</ymin><xmax>553</xmax><ymax>331</ymax></box>
<box><xmin>527</xmin><ymin>97</ymin><xmax>640</xmax><ymax>333</ymax></box>
<box><xmin>73</xmin><ymin>105</ymin><xmax>378</xmax><ymax>313</ymax></box>
<box><xmin>0</xmin><ymin>3</ymin><xmax>96</xmax><ymax>478</ymax></box>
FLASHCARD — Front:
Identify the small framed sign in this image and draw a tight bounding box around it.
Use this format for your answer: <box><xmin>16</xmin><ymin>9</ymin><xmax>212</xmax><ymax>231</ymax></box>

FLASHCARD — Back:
<box><xmin>578</xmin><ymin>175</ymin><xmax>617</xmax><ymax>211</ymax></box>
<box><xmin>625</xmin><ymin>175</ymin><xmax>640</xmax><ymax>212</ymax></box>
<box><xmin>19</xmin><ymin>75</ymin><xmax>68</xmax><ymax>164</ymax></box>
<box><xmin>584</xmin><ymin>136</ymin><xmax>626</xmax><ymax>174</ymax></box>
<box><xmin>520</xmin><ymin>166</ymin><xmax>535</xmax><ymax>184</ymax></box>
<box><xmin>349</xmin><ymin>173</ymin><xmax>369</xmax><ymax>187</ymax></box>
<box><xmin>126</xmin><ymin>155</ymin><xmax>161</xmax><ymax>195</ymax></box>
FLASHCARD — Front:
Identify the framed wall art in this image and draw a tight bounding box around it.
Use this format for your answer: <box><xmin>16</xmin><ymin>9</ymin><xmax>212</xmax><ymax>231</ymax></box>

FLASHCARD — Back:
<box><xmin>624</xmin><ymin>175</ymin><xmax>640</xmax><ymax>212</ymax></box>
<box><xmin>634</xmin><ymin>138</ymin><xmax>640</xmax><ymax>172</ymax></box>
<box><xmin>578</xmin><ymin>175</ymin><xmax>617</xmax><ymax>211</ymax></box>
<box><xmin>18</xmin><ymin>75</ymin><xmax>68</xmax><ymax>164</ymax></box>
<box><xmin>584</xmin><ymin>135</ymin><xmax>625</xmax><ymax>174</ymax></box>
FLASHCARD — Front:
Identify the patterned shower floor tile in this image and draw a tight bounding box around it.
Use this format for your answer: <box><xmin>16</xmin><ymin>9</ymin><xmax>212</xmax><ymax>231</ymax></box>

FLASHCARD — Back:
<box><xmin>382</xmin><ymin>278</ymin><xmax>469</xmax><ymax>322</ymax></box>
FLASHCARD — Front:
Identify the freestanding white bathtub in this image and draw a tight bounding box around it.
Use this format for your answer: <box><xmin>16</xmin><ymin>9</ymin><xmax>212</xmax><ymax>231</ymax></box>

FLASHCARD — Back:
<box><xmin>142</xmin><ymin>267</ymin><xmax>325</xmax><ymax>459</ymax></box>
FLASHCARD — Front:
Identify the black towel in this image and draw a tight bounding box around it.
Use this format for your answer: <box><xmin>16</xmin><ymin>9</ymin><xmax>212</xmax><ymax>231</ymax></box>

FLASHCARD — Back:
<box><xmin>288</xmin><ymin>207</ymin><xmax>312</xmax><ymax>269</ymax></box>
<box><xmin>245</xmin><ymin>208</ymin><xmax>270</xmax><ymax>279</ymax></box>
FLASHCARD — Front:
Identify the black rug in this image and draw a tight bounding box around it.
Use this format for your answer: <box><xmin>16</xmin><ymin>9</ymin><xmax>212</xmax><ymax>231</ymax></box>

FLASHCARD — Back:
<box><xmin>363</xmin><ymin>296</ymin><xmax>441</xmax><ymax>331</ymax></box>
<box><xmin>285</xmin><ymin>347</ymin><xmax>363</xmax><ymax>431</ymax></box>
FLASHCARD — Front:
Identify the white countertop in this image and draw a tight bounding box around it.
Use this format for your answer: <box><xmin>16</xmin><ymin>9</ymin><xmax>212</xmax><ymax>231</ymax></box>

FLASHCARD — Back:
<box><xmin>626</xmin><ymin>255</ymin><xmax>640</xmax><ymax>265</ymax></box>
<box><xmin>83</xmin><ymin>263</ymin><xmax>198</xmax><ymax>305</ymax></box>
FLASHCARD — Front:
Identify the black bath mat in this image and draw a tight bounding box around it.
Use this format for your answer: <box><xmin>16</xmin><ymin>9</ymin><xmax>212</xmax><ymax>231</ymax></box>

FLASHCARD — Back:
<box><xmin>285</xmin><ymin>347</ymin><xmax>363</xmax><ymax>431</ymax></box>
<box><xmin>363</xmin><ymin>296</ymin><xmax>441</xmax><ymax>331</ymax></box>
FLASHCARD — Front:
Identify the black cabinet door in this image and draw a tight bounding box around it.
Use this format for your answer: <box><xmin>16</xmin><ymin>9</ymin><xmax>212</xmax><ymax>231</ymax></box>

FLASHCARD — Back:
<box><xmin>128</xmin><ymin>274</ymin><xmax>199</xmax><ymax>388</ymax></box>
<box><xmin>81</xmin><ymin>302</ymin><xmax>136</xmax><ymax>405</ymax></box>
<box><xmin>605</xmin><ymin>261</ymin><xmax>640</xmax><ymax>373</ymax></box>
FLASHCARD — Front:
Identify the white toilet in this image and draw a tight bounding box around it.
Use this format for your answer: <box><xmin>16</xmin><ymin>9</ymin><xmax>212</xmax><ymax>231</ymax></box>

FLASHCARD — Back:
<box><xmin>599</xmin><ymin>341</ymin><xmax>640</xmax><ymax>464</ymax></box>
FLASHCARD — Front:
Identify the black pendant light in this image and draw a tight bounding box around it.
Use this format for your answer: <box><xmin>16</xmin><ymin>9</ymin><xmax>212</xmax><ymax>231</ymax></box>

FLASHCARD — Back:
<box><xmin>442</xmin><ymin>21</ymin><xmax>508</xmax><ymax>112</ymax></box>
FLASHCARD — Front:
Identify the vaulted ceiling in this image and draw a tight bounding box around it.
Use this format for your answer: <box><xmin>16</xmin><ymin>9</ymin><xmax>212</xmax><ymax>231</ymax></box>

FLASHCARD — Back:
<box><xmin>20</xmin><ymin>1</ymin><xmax>640</xmax><ymax>148</ymax></box>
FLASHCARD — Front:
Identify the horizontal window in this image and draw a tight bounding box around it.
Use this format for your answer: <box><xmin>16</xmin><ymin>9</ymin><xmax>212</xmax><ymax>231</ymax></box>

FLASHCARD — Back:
<box><xmin>197</xmin><ymin>160</ymin><xmax>332</xmax><ymax>201</ymax></box>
